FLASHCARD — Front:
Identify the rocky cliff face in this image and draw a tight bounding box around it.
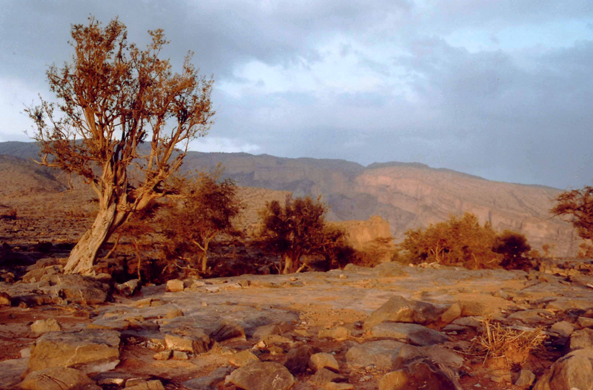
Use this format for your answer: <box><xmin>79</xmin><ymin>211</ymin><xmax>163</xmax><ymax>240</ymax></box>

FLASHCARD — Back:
<box><xmin>180</xmin><ymin>152</ymin><xmax>578</xmax><ymax>255</ymax></box>
<box><xmin>0</xmin><ymin>142</ymin><xmax>579</xmax><ymax>255</ymax></box>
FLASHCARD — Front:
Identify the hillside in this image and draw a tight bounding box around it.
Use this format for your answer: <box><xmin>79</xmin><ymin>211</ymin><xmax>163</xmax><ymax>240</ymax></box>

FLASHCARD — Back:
<box><xmin>0</xmin><ymin>142</ymin><xmax>579</xmax><ymax>255</ymax></box>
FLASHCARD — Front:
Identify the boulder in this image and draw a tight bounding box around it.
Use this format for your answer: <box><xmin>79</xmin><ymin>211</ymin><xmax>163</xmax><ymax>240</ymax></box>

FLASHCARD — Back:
<box><xmin>225</xmin><ymin>361</ymin><xmax>296</xmax><ymax>390</ymax></box>
<box><xmin>515</xmin><ymin>369</ymin><xmax>536</xmax><ymax>387</ymax></box>
<box><xmin>364</xmin><ymin>295</ymin><xmax>442</xmax><ymax>329</ymax></box>
<box><xmin>166</xmin><ymin>279</ymin><xmax>184</xmax><ymax>292</ymax></box>
<box><xmin>48</xmin><ymin>274</ymin><xmax>108</xmax><ymax>305</ymax></box>
<box><xmin>379</xmin><ymin>370</ymin><xmax>408</xmax><ymax>390</ymax></box>
<box><xmin>550</xmin><ymin>321</ymin><xmax>575</xmax><ymax>338</ymax></box>
<box><xmin>285</xmin><ymin>345</ymin><xmax>314</xmax><ymax>374</ymax></box>
<box><xmin>165</xmin><ymin>333</ymin><xmax>211</xmax><ymax>354</ymax></box>
<box><xmin>440</xmin><ymin>303</ymin><xmax>461</xmax><ymax>323</ymax></box>
<box><xmin>210</xmin><ymin>321</ymin><xmax>245</xmax><ymax>342</ymax></box>
<box><xmin>309</xmin><ymin>368</ymin><xmax>348</xmax><ymax>386</ymax></box>
<box><xmin>28</xmin><ymin>329</ymin><xmax>120</xmax><ymax>374</ymax></box>
<box><xmin>0</xmin><ymin>291</ymin><xmax>11</xmax><ymax>306</ymax></box>
<box><xmin>310</xmin><ymin>352</ymin><xmax>340</xmax><ymax>372</ymax></box>
<box><xmin>183</xmin><ymin>367</ymin><xmax>231</xmax><ymax>390</ymax></box>
<box><xmin>346</xmin><ymin>340</ymin><xmax>405</xmax><ymax>370</ymax></box>
<box><xmin>577</xmin><ymin>317</ymin><xmax>593</xmax><ymax>328</ymax></box>
<box><xmin>31</xmin><ymin>318</ymin><xmax>62</xmax><ymax>334</ymax></box>
<box><xmin>228</xmin><ymin>350</ymin><xmax>260</xmax><ymax>367</ymax></box>
<box><xmin>534</xmin><ymin>349</ymin><xmax>593</xmax><ymax>390</ymax></box>
<box><xmin>566</xmin><ymin>328</ymin><xmax>593</xmax><ymax>352</ymax></box>
<box><xmin>115</xmin><ymin>279</ymin><xmax>141</xmax><ymax>297</ymax></box>
<box><xmin>19</xmin><ymin>367</ymin><xmax>101</xmax><ymax>390</ymax></box>
<box><xmin>369</xmin><ymin>322</ymin><xmax>448</xmax><ymax>346</ymax></box>
<box><xmin>318</xmin><ymin>326</ymin><xmax>350</xmax><ymax>341</ymax></box>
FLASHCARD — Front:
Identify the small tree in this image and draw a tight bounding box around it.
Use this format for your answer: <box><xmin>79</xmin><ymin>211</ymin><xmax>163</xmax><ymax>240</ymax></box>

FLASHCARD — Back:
<box><xmin>398</xmin><ymin>213</ymin><xmax>501</xmax><ymax>268</ymax></box>
<box><xmin>256</xmin><ymin>196</ymin><xmax>337</xmax><ymax>274</ymax></box>
<box><xmin>163</xmin><ymin>171</ymin><xmax>242</xmax><ymax>273</ymax></box>
<box><xmin>493</xmin><ymin>230</ymin><xmax>531</xmax><ymax>270</ymax></box>
<box><xmin>27</xmin><ymin>17</ymin><xmax>214</xmax><ymax>274</ymax></box>
<box><xmin>552</xmin><ymin>186</ymin><xmax>593</xmax><ymax>241</ymax></box>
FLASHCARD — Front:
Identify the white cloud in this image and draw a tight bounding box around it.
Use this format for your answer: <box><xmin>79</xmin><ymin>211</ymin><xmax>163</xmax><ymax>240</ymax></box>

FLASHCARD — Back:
<box><xmin>189</xmin><ymin>137</ymin><xmax>261</xmax><ymax>154</ymax></box>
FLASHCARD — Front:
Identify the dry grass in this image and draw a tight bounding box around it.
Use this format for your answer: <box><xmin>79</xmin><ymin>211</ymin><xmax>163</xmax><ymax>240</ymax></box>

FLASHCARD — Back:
<box><xmin>472</xmin><ymin>319</ymin><xmax>547</xmax><ymax>369</ymax></box>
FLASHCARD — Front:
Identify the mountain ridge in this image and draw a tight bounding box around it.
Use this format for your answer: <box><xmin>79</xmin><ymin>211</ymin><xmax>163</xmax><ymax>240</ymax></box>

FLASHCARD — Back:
<box><xmin>0</xmin><ymin>141</ymin><xmax>578</xmax><ymax>255</ymax></box>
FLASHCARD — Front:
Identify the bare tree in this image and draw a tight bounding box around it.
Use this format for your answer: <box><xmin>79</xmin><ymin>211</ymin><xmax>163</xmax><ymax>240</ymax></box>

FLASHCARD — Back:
<box><xmin>26</xmin><ymin>17</ymin><xmax>214</xmax><ymax>274</ymax></box>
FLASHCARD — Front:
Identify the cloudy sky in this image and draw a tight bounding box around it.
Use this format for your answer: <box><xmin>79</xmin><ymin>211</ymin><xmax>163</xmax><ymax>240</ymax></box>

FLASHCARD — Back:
<box><xmin>1</xmin><ymin>1</ymin><xmax>592</xmax><ymax>189</ymax></box>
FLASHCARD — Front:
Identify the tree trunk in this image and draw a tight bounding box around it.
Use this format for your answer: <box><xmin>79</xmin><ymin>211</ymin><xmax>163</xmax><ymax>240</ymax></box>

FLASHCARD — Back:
<box><xmin>64</xmin><ymin>202</ymin><xmax>120</xmax><ymax>275</ymax></box>
<box><xmin>283</xmin><ymin>253</ymin><xmax>301</xmax><ymax>274</ymax></box>
<box><xmin>282</xmin><ymin>255</ymin><xmax>293</xmax><ymax>275</ymax></box>
<box><xmin>201</xmin><ymin>242</ymin><xmax>209</xmax><ymax>273</ymax></box>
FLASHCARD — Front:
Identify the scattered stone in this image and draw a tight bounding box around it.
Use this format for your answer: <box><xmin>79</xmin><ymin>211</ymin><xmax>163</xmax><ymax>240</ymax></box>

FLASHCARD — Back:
<box><xmin>507</xmin><ymin>309</ymin><xmax>549</xmax><ymax>323</ymax></box>
<box><xmin>534</xmin><ymin>349</ymin><xmax>593</xmax><ymax>390</ymax></box>
<box><xmin>28</xmin><ymin>329</ymin><xmax>120</xmax><ymax>374</ymax></box>
<box><xmin>319</xmin><ymin>326</ymin><xmax>350</xmax><ymax>341</ymax></box>
<box><xmin>451</xmin><ymin>316</ymin><xmax>482</xmax><ymax>328</ymax></box>
<box><xmin>115</xmin><ymin>279</ymin><xmax>141</xmax><ymax>297</ymax></box>
<box><xmin>515</xmin><ymin>369</ymin><xmax>536</xmax><ymax>387</ymax></box>
<box><xmin>229</xmin><ymin>350</ymin><xmax>260</xmax><ymax>367</ymax></box>
<box><xmin>0</xmin><ymin>291</ymin><xmax>11</xmax><ymax>306</ymax></box>
<box><xmin>251</xmin><ymin>323</ymin><xmax>293</xmax><ymax>339</ymax></box>
<box><xmin>310</xmin><ymin>352</ymin><xmax>340</xmax><ymax>372</ymax></box>
<box><xmin>19</xmin><ymin>367</ymin><xmax>100</xmax><ymax>390</ymax></box>
<box><xmin>379</xmin><ymin>370</ymin><xmax>408</xmax><ymax>390</ymax></box>
<box><xmin>172</xmin><ymin>351</ymin><xmax>189</xmax><ymax>360</ymax></box>
<box><xmin>578</xmin><ymin>317</ymin><xmax>593</xmax><ymax>328</ymax></box>
<box><xmin>165</xmin><ymin>308</ymin><xmax>184</xmax><ymax>319</ymax></box>
<box><xmin>225</xmin><ymin>361</ymin><xmax>296</xmax><ymax>390</ymax></box>
<box><xmin>550</xmin><ymin>321</ymin><xmax>575</xmax><ymax>338</ymax></box>
<box><xmin>346</xmin><ymin>340</ymin><xmax>405</xmax><ymax>370</ymax></box>
<box><xmin>369</xmin><ymin>322</ymin><xmax>448</xmax><ymax>346</ymax></box>
<box><xmin>30</xmin><ymin>318</ymin><xmax>61</xmax><ymax>334</ymax></box>
<box><xmin>364</xmin><ymin>295</ymin><xmax>442</xmax><ymax>329</ymax></box>
<box><xmin>166</xmin><ymin>279</ymin><xmax>184</xmax><ymax>292</ymax></box>
<box><xmin>260</xmin><ymin>334</ymin><xmax>294</xmax><ymax>348</ymax></box>
<box><xmin>459</xmin><ymin>298</ymin><xmax>501</xmax><ymax>317</ymax></box>
<box><xmin>165</xmin><ymin>332</ymin><xmax>211</xmax><ymax>354</ymax></box>
<box><xmin>183</xmin><ymin>367</ymin><xmax>231</xmax><ymax>390</ymax></box>
<box><xmin>87</xmin><ymin>318</ymin><xmax>129</xmax><ymax>331</ymax></box>
<box><xmin>153</xmin><ymin>350</ymin><xmax>172</xmax><ymax>361</ymax></box>
<box><xmin>49</xmin><ymin>274</ymin><xmax>108</xmax><ymax>305</ymax></box>
<box><xmin>309</xmin><ymin>368</ymin><xmax>347</xmax><ymax>386</ymax></box>
<box><xmin>210</xmin><ymin>321</ymin><xmax>245</xmax><ymax>342</ymax></box>
<box><xmin>440</xmin><ymin>302</ymin><xmax>462</xmax><ymax>323</ymax></box>
<box><xmin>566</xmin><ymin>328</ymin><xmax>593</xmax><ymax>352</ymax></box>
<box><xmin>285</xmin><ymin>345</ymin><xmax>314</xmax><ymax>374</ymax></box>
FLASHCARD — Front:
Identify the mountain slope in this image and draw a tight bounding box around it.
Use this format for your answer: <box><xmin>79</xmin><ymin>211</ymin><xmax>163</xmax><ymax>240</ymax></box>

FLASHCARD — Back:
<box><xmin>0</xmin><ymin>142</ymin><xmax>578</xmax><ymax>255</ymax></box>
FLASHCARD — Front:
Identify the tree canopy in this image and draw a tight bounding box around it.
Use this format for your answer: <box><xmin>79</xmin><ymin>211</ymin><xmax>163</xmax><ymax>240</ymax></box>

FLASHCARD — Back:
<box><xmin>551</xmin><ymin>186</ymin><xmax>593</xmax><ymax>241</ymax></box>
<box><xmin>26</xmin><ymin>17</ymin><xmax>214</xmax><ymax>274</ymax></box>
<box><xmin>256</xmin><ymin>196</ymin><xmax>346</xmax><ymax>274</ymax></box>
<box><xmin>398</xmin><ymin>213</ymin><xmax>502</xmax><ymax>269</ymax></box>
<box><xmin>163</xmin><ymin>170</ymin><xmax>243</xmax><ymax>274</ymax></box>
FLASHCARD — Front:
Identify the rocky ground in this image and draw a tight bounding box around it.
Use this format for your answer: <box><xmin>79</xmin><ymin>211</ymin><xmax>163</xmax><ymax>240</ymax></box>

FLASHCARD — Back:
<box><xmin>2</xmin><ymin>186</ymin><xmax>593</xmax><ymax>389</ymax></box>
<box><xmin>2</xmin><ymin>254</ymin><xmax>593</xmax><ymax>389</ymax></box>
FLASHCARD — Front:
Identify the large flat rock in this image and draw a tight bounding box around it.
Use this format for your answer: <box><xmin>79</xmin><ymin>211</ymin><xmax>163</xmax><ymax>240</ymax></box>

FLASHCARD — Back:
<box><xmin>28</xmin><ymin>329</ymin><xmax>121</xmax><ymax>374</ymax></box>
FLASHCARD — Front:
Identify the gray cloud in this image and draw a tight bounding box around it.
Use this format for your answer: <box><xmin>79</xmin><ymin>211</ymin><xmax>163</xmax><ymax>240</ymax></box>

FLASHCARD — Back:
<box><xmin>1</xmin><ymin>0</ymin><xmax>593</xmax><ymax>189</ymax></box>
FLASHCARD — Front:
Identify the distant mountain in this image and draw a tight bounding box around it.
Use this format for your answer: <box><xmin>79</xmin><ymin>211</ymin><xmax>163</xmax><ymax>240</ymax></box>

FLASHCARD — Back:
<box><xmin>0</xmin><ymin>142</ymin><xmax>579</xmax><ymax>255</ymax></box>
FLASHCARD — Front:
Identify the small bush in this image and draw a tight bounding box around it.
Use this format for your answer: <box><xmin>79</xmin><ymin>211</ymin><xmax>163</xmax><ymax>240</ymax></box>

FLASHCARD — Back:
<box><xmin>473</xmin><ymin>319</ymin><xmax>546</xmax><ymax>369</ymax></box>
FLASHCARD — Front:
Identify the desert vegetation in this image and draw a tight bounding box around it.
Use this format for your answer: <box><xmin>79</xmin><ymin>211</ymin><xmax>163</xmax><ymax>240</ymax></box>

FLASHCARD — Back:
<box><xmin>26</xmin><ymin>17</ymin><xmax>214</xmax><ymax>275</ymax></box>
<box><xmin>397</xmin><ymin>213</ymin><xmax>532</xmax><ymax>270</ymax></box>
